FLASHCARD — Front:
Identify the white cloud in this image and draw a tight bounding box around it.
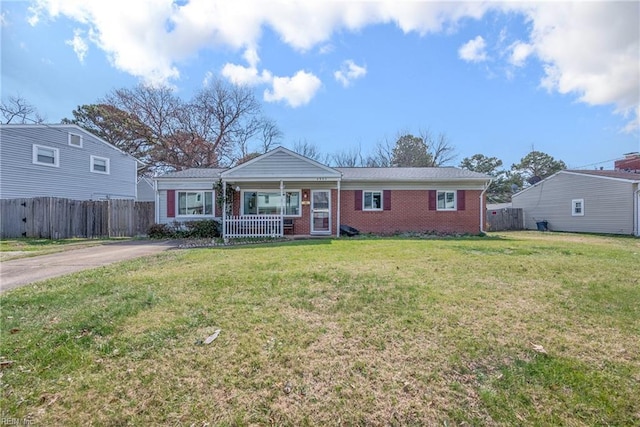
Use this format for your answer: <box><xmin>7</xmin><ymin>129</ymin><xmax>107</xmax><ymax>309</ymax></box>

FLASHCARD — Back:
<box><xmin>65</xmin><ymin>29</ymin><xmax>88</xmax><ymax>63</ymax></box>
<box><xmin>509</xmin><ymin>41</ymin><xmax>533</xmax><ymax>67</ymax></box>
<box><xmin>458</xmin><ymin>36</ymin><xmax>487</xmax><ymax>63</ymax></box>
<box><xmin>221</xmin><ymin>47</ymin><xmax>272</xmax><ymax>86</ymax></box>
<box><xmin>334</xmin><ymin>60</ymin><xmax>367</xmax><ymax>87</ymax></box>
<box><xmin>26</xmin><ymin>0</ymin><xmax>638</xmax><ymax>127</ymax></box>
<box><xmin>504</xmin><ymin>2</ymin><xmax>639</xmax><ymax>131</ymax></box>
<box><xmin>264</xmin><ymin>71</ymin><xmax>322</xmax><ymax>108</ymax></box>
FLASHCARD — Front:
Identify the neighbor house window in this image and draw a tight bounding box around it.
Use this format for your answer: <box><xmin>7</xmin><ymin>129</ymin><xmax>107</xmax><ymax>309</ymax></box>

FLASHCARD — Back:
<box><xmin>68</xmin><ymin>133</ymin><xmax>83</xmax><ymax>147</ymax></box>
<box><xmin>177</xmin><ymin>191</ymin><xmax>214</xmax><ymax>216</ymax></box>
<box><xmin>32</xmin><ymin>144</ymin><xmax>59</xmax><ymax>167</ymax></box>
<box><xmin>437</xmin><ymin>191</ymin><xmax>456</xmax><ymax>210</ymax></box>
<box><xmin>363</xmin><ymin>191</ymin><xmax>382</xmax><ymax>210</ymax></box>
<box><xmin>242</xmin><ymin>191</ymin><xmax>301</xmax><ymax>216</ymax></box>
<box><xmin>572</xmin><ymin>199</ymin><xmax>584</xmax><ymax>216</ymax></box>
<box><xmin>90</xmin><ymin>155</ymin><xmax>110</xmax><ymax>174</ymax></box>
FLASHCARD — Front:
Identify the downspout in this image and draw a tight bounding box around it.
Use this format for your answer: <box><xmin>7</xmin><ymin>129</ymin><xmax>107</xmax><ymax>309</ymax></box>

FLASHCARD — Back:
<box><xmin>479</xmin><ymin>179</ymin><xmax>491</xmax><ymax>233</ymax></box>
<box><xmin>336</xmin><ymin>179</ymin><xmax>341</xmax><ymax>237</ymax></box>
<box><xmin>154</xmin><ymin>177</ymin><xmax>159</xmax><ymax>224</ymax></box>
<box><xmin>634</xmin><ymin>184</ymin><xmax>640</xmax><ymax>237</ymax></box>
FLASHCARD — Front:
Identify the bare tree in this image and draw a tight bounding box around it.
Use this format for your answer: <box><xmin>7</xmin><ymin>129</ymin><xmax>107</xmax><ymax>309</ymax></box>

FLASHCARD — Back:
<box><xmin>420</xmin><ymin>129</ymin><xmax>457</xmax><ymax>166</ymax></box>
<box><xmin>258</xmin><ymin>117</ymin><xmax>283</xmax><ymax>153</ymax></box>
<box><xmin>364</xmin><ymin>138</ymin><xmax>394</xmax><ymax>167</ymax></box>
<box><xmin>1</xmin><ymin>95</ymin><xmax>45</xmax><ymax>124</ymax></box>
<box><xmin>71</xmin><ymin>78</ymin><xmax>277</xmax><ymax>173</ymax></box>
<box><xmin>189</xmin><ymin>79</ymin><xmax>263</xmax><ymax>166</ymax></box>
<box><xmin>332</xmin><ymin>144</ymin><xmax>364</xmax><ymax>167</ymax></box>
<box><xmin>292</xmin><ymin>139</ymin><xmax>324</xmax><ymax>161</ymax></box>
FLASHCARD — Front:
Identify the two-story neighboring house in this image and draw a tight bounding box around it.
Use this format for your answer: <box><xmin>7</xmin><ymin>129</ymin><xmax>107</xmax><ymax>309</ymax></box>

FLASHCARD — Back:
<box><xmin>0</xmin><ymin>124</ymin><xmax>142</xmax><ymax>200</ymax></box>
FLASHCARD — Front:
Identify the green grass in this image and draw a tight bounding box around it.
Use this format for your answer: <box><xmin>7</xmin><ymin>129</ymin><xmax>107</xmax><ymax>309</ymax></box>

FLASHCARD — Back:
<box><xmin>0</xmin><ymin>237</ymin><xmax>131</xmax><ymax>260</ymax></box>
<box><xmin>1</xmin><ymin>232</ymin><xmax>638</xmax><ymax>425</ymax></box>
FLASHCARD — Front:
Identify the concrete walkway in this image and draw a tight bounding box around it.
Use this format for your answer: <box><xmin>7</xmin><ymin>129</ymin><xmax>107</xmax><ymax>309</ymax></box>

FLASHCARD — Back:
<box><xmin>0</xmin><ymin>240</ymin><xmax>178</xmax><ymax>293</ymax></box>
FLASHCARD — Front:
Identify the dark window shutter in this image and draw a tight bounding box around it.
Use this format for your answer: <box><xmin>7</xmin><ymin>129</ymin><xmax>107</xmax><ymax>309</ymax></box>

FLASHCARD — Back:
<box><xmin>383</xmin><ymin>190</ymin><xmax>391</xmax><ymax>211</ymax></box>
<box><xmin>167</xmin><ymin>190</ymin><xmax>175</xmax><ymax>218</ymax></box>
<box><xmin>428</xmin><ymin>190</ymin><xmax>436</xmax><ymax>211</ymax></box>
<box><xmin>355</xmin><ymin>190</ymin><xmax>363</xmax><ymax>211</ymax></box>
<box><xmin>457</xmin><ymin>190</ymin><xmax>466</xmax><ymax>211</ymax></box>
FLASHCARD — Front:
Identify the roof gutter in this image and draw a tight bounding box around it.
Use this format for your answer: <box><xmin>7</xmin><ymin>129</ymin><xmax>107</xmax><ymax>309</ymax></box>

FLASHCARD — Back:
<box><xmin>479</xmin><ymin>179</ymin><xmax>492</xmax><ymax>234</ymax></box>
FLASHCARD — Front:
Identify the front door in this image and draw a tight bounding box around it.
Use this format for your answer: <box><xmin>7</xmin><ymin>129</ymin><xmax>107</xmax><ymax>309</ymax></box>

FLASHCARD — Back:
<box><xmin>311</xmin><ymin>190</ymin><xmax>331</xmax><ymax>234</ymax></box>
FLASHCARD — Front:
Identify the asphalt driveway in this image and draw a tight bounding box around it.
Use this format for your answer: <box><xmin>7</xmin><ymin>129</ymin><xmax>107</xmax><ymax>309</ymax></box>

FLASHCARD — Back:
<box><xmin>0</xmin><ymin>240</ymin><xmax>178</xmax><ymax>293</ymax></box>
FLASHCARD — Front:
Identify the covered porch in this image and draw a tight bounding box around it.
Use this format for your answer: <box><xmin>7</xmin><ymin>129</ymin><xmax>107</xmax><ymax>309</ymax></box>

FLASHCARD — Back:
<box><xmin>219</xmin><ymin>147</ymin><xmax>343</xmax><ymax>240</ymax></box>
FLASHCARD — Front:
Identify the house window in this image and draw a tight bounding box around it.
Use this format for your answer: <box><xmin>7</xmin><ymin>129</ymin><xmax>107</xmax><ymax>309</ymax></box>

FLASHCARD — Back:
<box><xmin>32</xmin><ymin>144</ymin><xmax>59</xmax><ymax>167</ymax></box>
<box><xmin>90</xmin><ymin>156</ymin><xmax>110</xmax><ymax>174</ymax></box>
<box><xmin>572</xmin><ymin>199</ymin><xmax>584</xmax><ymax>216</ymax></box>
<box><xmin>363</xmin><ymin>191</ymin><xmax>382</xmax><ymax>211</ymax></box>
<box><xmin>437</xmin><ymin>191</ymin><xmax>456</xmax><ymax>210</ymax></box>
<box><xmin>178</xmin><ymin>191</ymin><xmax>214</xmax><ymax>216</ymax></box>
<box><xmin>242</xmin><ymin>191</ymin><xmax>301</xmax><ymax>216</ymax></box>
<box><xmin>68</xmin><ymin>133</ymin><xmax>83</xmax><ymax>147</ymax></box>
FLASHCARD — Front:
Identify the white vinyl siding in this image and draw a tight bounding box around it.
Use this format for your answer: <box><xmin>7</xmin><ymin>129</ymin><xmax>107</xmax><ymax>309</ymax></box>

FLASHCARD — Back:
<box><xmin>512</xmin><ymin>172</ymin><xmax>635</xmax><ymax>235</ymax></box>
<box><xmin>1</xmin><ymin>125</ymin><xmax>138</xmax><ymax>200</ymax></box>
<box><xmin>32</xmin><ymin>144</ymin><xmax>59</xmax><ymax>167</ymax></box>
<box><xmin>91</xmin><ymin>155</ymin><xmax>110</xmax><ymax>174</ymax></box>
<box><xmin>572</xmin><ymin>199</ymin><xmax>584</xmax><ymax>216</ymax></box>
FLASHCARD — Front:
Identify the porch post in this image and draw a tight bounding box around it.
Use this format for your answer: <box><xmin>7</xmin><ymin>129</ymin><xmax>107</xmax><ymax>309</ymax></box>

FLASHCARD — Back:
<box><xmin>279</xmin><ymin>180</ymin><xmax>284</xmax><ymax>237</ymax></box>
<box><xmin>222</xmin><ymin>180</ymin><xmax>227</xmax><ymax>241</ymax></box>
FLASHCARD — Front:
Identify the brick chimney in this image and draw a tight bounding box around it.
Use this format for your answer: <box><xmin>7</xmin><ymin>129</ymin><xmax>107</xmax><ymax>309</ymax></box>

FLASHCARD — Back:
<box><xmin>614</xmin><ymin>152</ymin><xmax>640</xmax><ymax>173</ymax></box>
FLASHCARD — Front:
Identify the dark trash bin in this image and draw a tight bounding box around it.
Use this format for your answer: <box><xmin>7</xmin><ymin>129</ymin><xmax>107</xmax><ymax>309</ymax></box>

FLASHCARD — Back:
<box><xmin>536</xmin><ymin>220</ymin><xmax>548</xmax><ymax>231</ymax></box>
<box><xmin>340</xmin><ymin>224</ymin><xmax>360</xmax><ymax>237</ymax></box>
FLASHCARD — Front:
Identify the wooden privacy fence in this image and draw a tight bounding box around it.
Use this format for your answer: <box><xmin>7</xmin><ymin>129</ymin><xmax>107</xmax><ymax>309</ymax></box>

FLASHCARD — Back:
<box><xmin>486</xmin><ymin>208</ymin><xmax>523</xmax><ymax>231</ymax></box>
<box><xmin>0</xmin><ymin>198</ymin><xmax>155</xmax><ymax>239</ymax></box>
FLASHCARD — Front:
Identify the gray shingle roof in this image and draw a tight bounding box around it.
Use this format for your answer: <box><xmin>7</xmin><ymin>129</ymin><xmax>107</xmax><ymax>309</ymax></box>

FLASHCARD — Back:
<box><xmin>566</xmin><ymin>170</ymin><xmax>640</xmax><ymax>181</ymax></box>
<box><xmin>155</xmin><ymin>166</ymin><xmax>491</xmax><ymax>181</ymax></box>
<box><xmin>336</xmin><ymin>167</ymin><xmax>491</xmax><ymax>181</ymax></box>
<box><xmin>155</xmin><ymin>168</ymin><xmax>226</xmax><ymax>179</ymax></box>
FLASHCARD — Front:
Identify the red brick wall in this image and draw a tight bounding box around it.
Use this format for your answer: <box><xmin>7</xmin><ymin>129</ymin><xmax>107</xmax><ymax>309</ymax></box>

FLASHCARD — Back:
<box><xmin>339</xmin><ymin>189</ymin><xmax>483</xmax><ymax>234</ymax></box>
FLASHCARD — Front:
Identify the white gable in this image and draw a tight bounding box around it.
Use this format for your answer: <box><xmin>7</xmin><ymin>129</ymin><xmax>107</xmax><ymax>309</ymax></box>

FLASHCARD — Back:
<box><xmin>221</xmin><ymin>147</ymin><xmax>341</xmax><ymax>181</ymax></box>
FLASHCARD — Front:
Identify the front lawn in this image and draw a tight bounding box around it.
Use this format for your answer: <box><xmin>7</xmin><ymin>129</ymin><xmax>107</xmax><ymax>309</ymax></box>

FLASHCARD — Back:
<box><xmin>0</xmin><ymin>237</ymin><xmax>130</xmax><ymax>261</ymax></box>
<box><xmin>1</xmin><ymin>232</ymin><xmax>638</xmax><ymax>425</ymax></box>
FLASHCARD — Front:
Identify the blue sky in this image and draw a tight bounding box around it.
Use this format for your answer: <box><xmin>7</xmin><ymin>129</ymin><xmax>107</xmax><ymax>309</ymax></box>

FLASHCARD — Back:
<box><xmin>2</xmin><ymin>1</ymin><xmax>639</xmax><ymax>170</ymax></box>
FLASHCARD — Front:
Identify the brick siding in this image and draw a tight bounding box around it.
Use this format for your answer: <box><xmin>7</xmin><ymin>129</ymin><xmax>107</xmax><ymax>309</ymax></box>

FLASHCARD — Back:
<box><xmin>228</xmin><ymin>188</ymin><xmax>483</xmax><ymax>235</ymax></box>
<box><xmin>339</xmin><ymin>189</ymin><xmax>483</xmax><ymax>234</ymax></box>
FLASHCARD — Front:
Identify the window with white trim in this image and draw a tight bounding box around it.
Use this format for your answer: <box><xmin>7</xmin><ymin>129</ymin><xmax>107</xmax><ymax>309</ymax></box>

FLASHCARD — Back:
<box><xmin>437</xmin><ymin>190</ymin><xmax>456</xmax><ymax>210</ymax></box>
<box><xmin>363</xmin><ymin>191</ymin><xmax>382</xmax><ymax>210</ymax></box>
<box><xmin>90</xmin><ymin>155</ymin><xmax>110</xmax><ymax>174</ymax></box>
<box><xmin>571</xmin><ymin>199</ymin><xmax>584</xmax><ymax>216</ymax></box>
<box><xmin>177</xmin><ymin>191</ymin><xmax>214</xmax><ymax>216</ymax></box>
<box><xmin>68</xmin><ymin>133</ymin><xmax>83</xmax><ymax>147</ymax></box>
<box><xmin>242</xmin><ymin>191</ymin><xmax>301</xmax><ymax>216</ymax></box>
<box><xmin>32</xmin><ymin>144</ymin><xmax>59</xmax><ymax>167</ymax></box>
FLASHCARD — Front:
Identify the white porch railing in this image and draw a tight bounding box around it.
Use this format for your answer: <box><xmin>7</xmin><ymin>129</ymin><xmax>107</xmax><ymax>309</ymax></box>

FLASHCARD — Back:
<box><xmin>224</xmin><ymin>215</ymin><xmax>283</xmax><ymax>238</ymax></box>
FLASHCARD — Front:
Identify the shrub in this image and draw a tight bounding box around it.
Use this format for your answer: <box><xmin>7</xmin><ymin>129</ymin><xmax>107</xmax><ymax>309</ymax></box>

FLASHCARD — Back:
<box><xmin>184</xmin><ymin>219</ymin><xmax>221</xmax><ymax>238</ymax></box>
<box><xmin>147</xmin><ymin>223</ymin><xmax>173</xmax><ymax>239</ymax></box>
